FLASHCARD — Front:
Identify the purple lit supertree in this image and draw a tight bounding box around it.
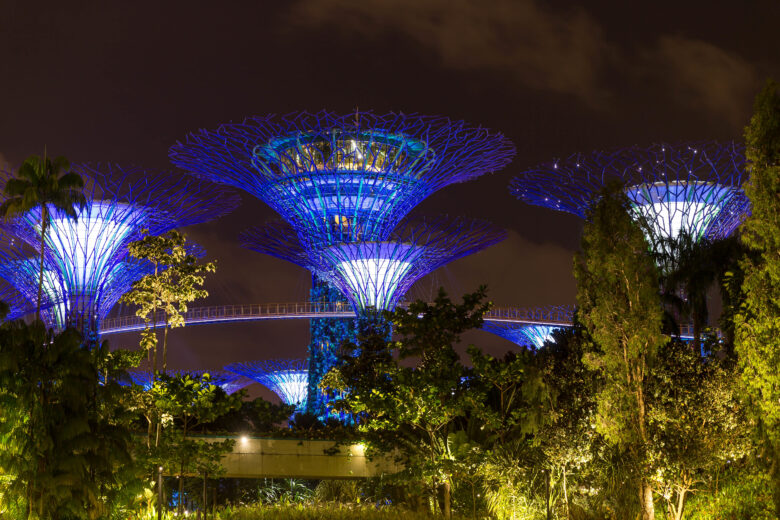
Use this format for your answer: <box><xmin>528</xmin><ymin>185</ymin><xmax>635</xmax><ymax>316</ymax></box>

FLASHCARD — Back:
<box><xmin>124</xmin><ymin>369</ymin><xmax>252</xmax><ymax>395</ymax></box>
<box><xmin>481</xmin><ymin>306</ymin><xmax>574</xmax><ymax>348</ymax></box>
<box><xmin>0</xmin><ymin>163</ymin><xmax>239</xmax><ymax>334</ymax></box>
<box><xmin>225</xmin><ymin>359</ymin><xmax>309</xmax><ymax>414</ymax></box>
<box><xmin>242</xmin><ymin>216</ymin><xmax>506</xmax><ymax>314</ymax></box>
<box><xmin>169</xmin><ymin>110</ymin><xmax>515</xmax><ymax>247</ymax></box>
<box><xmin>510</xmin><ymin>142</ymin><xmax>749</xmax><ymax>255</ymax></box>
<box><xmin>170</xmin><ymin>111</ymin><xmax>513</xmax><ymax>418</ymax></box>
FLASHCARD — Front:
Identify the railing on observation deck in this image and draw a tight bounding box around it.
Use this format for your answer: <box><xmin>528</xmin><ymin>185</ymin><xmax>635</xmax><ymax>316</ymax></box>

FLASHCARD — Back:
<box><xmin>100</xmin><ymin>302</ymin><xmax>576</xmax><ymax>335</ymax></box>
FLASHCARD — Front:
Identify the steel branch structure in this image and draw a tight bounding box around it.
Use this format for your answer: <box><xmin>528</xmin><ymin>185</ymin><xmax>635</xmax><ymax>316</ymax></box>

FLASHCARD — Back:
<box><xmin>0</xmin><ymin>163</ymin><xmax>239</xmax><ymax>333</ymax></box>
<box><xmin>124</xmin><ymin>369</ymin><xmax>252</xmax><ymax>395</ymax></box>
<box><xmin>510</xmin><ymin>142</ymin><xmax>749</xmax><ymax>250</ymax></box>
<box><xmin>170</xmin><ymin>111</ymin><xmax>515</xmax><ymax>247</ymax></box>
<box><xmin>226</xmin><ymin>359</ymin><xmax>309</xmax><ymax>413</ymax></box>
<box><xmin>481</xmin><ymin>306</ymin><xmax>574</xmax><ymax>348</ymax></box>
<box><xmin>243</xmin><ymin>217</ymin><xmax>506</xmax><ymax>313</ymax></box>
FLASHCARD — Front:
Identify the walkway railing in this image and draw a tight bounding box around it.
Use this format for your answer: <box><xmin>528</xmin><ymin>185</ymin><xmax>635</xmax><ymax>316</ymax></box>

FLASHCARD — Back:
<box><xmin>100</xmin><ymin>302</ymin><xmax>576</xmax><ymax>335</ymax></box>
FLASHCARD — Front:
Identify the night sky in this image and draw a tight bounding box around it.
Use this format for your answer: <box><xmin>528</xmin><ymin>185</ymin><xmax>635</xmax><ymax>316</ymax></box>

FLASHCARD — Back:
<box><xmin>1</xmin><ymin>1</ymin><xmax>778</xmax><ymax>399</ymax></box>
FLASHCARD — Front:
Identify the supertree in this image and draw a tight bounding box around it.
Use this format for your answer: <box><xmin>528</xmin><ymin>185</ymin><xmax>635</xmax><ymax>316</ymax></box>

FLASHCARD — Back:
<box><xmin>242</xmin><ymin>216</ymin><xmax>506</xmax><ymax>314</ymax></box>
<box><xmin>169</xmin><ymin>110</ymin><xmax>515</xmax><ymax>247</ymax></box>
<box><xmin>124</xmin><ymin>369</ymin><xmax>252</xmax><ymax>395</ymax></box>
<box><xmin>510</xmin><ymin>142</ymin><xmax>750</xmax><ymax>257</ymax></box>
<box><xmin>0</xmin><ymin>163</ymin><xmax>239</xmax><ymax>334</ymax></box>
<box><xmin>481</xmin><ymin>306</ymin><xmax>574</xmax><ymax>348</ymax></box>
<box><xmin>171</xmin><ymin>111</ymin><xmax>514</xmax><ymax>417</ymax></box>
<box><xmin>225</xmin><ymin>359</ymin><xmax>309</xmax><ymax>414</ymax></box>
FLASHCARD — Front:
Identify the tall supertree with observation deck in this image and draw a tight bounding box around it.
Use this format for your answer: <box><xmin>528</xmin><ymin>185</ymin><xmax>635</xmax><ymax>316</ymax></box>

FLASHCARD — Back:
<box><xmin>510</xmin><ymin>142</ymin><xmax>750</xmax><ymax>258</ymax></box>
<box><xmin>0</xmin><ymin>163</ymin><xmax>239</xmax><ymax>335</ymax></box>
<box><xmin>481</xmin><ymin>306</ymin><xmax>574</xmax><ymax>348</ymax></box>
<box><xmin>169</xmin><ymin>111</ymin><xmax>515</xmax><ymax>247</ymax></box>
<box><xmin>170</xmin><ymin>110</ymin><xmax>515</xmax><ymax>416</ymax></box>
<box><xmin>243</xmin><ymin>216</ymin><xmax>506</xmax><ymax>315</ymax></box>
<box><xmin>226</xmin><ymin>359</ymin><xmax>309</xmax><ymax>415</ymax></box>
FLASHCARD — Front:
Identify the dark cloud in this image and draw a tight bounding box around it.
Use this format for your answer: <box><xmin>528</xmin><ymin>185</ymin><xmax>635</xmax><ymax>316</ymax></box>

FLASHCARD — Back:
<box><xmin>646</xmin><ymin>35</ymin><xmax>758</xmax><ymax>127</ymax></box>
<box><xmin>292</xmin><ymin>0</ymin><xmax>612</xmax><ymax>106</ymax></box>
<box><xmin>292</xmin><ymin>0</ymin><xmax>763</xmax><ymax>128</ymax></box>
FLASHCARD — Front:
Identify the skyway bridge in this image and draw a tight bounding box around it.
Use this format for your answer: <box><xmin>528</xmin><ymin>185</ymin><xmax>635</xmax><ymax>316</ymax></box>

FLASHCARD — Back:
<box><xmin>100</xmin><ymin>302</ymin><xmax>576</xmax><ymax>335</ymax></box>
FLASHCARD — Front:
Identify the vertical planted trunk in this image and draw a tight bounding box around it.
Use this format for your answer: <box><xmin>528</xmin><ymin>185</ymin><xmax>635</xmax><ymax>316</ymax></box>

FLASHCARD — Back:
<box><xmin>36</xmin><ymin>207</ymin><xmax>48</xmax><ymax>322</ymax></box>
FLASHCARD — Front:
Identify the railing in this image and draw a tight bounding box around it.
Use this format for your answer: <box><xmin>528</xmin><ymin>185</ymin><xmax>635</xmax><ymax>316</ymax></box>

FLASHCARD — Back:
<box><xmin>100</xmin><ymin>302</ymin><xmax>577</xmax><ymax>335</ymax></box>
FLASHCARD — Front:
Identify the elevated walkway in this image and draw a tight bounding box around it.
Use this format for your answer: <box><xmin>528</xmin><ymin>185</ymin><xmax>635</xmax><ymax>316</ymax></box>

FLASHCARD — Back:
<box><xmin>100</xmin><ymin>302</ymin><xmax>574</xmax><ymax>335</ymax></box>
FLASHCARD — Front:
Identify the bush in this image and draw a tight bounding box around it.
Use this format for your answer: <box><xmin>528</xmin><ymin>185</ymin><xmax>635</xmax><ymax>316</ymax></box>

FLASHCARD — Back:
<box><xmin>215</xmin><ymin>503</ymin><xmax>440</xmax><ymax>519</ymax></box>
<box><xmin>684</xmin><ymin>469</ymin><xmax>775</xmax><ymax>520</ymax></box>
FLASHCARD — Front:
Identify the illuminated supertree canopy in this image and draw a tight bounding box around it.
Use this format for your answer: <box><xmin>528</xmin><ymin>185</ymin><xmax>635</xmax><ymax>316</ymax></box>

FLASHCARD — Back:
<box><xmin>510</xmin><ymin>142</ymin><xmax>749</xmax><ymax>250</ymax></box>
<box><xmin>226</xmin><ymin>359</ymin><xmax>309</xmax><ymax>412</ymax></box>
<box><xmin>170</xmin><ymin>110</ymin><xmax>515</xmax><ymax>247</ymax></box>
<box><xmin>0</xmin><ymin>163</ymin><xmax>240</xmax><ymax>332</ymax></box>
<box><xmin>242</xmin><ymin>216</ymin><xmax>506</xmax><ymax>313</ymax></box>
<box><xmin>481</xmin><ymin>306</ymin><xmax>574</xmax><ymax>348</ymax></box>
<box><xmin>124</xmin><ymin>369</ymin><xmax>252</xmax><ymax>395</ymax></box>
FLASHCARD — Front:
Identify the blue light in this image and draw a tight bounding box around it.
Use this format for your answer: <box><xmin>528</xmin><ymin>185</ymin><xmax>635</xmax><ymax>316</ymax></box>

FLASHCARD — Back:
<box><xmin>171</xmin><ymin>111</ymin><xmax>515</xmax><ymax>247</ymax></box>
<box><xmin>226</xmin><ymin>359</ymin><xmax>310</xmax><ymax>413</ymax></box>
<box><xmin>511</xmin><ymin>142</ymin><xmax>750</xmax><ymax>247</ymax></box>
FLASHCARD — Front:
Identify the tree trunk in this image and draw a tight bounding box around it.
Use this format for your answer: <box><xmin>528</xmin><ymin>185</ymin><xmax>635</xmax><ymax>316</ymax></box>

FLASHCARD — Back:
<box><xmin>202</xmin><ymin>472</ymin><xmax>208</xmax><ymax>520</ymax></box>
<box><xmin>163</xmin><ymin>322</ymin><xmax>169</xmax><ymax>375</ymax></box>
<box><xmin>639</xmin><ymin>480</ymin><xmax>655</xmax><ymax>520</ymax></box>
<box><xmin>36</xmin><ymin>209</ymin><xmax>48</xmax><ymax>322</ymax></box>
<box><xmin>442</xmin><ymin>480</ymin><xmax>451</xmax><ymax>520</ymax></box>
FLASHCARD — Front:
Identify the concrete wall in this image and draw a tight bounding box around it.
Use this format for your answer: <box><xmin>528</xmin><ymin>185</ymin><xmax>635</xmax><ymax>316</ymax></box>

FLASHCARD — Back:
<box><xmin>198</xmin><ymin>436</ymin><xmax>402</xmax><ymax>479</ymax></box>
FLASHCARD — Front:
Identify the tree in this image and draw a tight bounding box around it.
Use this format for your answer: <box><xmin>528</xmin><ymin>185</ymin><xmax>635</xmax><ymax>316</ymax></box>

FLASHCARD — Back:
<box><xmin>121</xmin><ymin>230</ymin><xmax>215</xmax><ymax>377</ymax></box>
<box><xmin>150</xmin><ymin>373</ymin><xmax>240</xmax><ymax>516</ymax></box>
<box><xmin>0</xmin><ymin>153</ymin><xmax>85</xmax><ymax>320</ymax></box>
<box><xmin>575</xmin><ymin>184</ymin><xmax>668</xmax><ymax>520</ymax></box>
<box><xmin>647</xmin><ymin>339</ymin><xmax>749</xmax><ymax>520</ymax></box>
<box><xmin>323</xmin><ymin>288</ymin><xmax>489</xmax><ymax>519</ymax></box>
<box><xmin>735</xmin><ymin>79</ymin><xmax>780</xmax><ymax>511</ymax></box>
<box><xmin>0</xmin><ymin>321</ymin><xmax>140</xmax><ymax>519</ymax></box>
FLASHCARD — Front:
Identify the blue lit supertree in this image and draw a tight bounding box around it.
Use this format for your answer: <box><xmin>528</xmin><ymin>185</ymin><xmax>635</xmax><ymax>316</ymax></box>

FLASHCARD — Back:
<box><xmin>171</xmin><ymin>110</ymin><xmax>515</xmax><ymax>417</ymax></box>
<box><xmin>243</xmin><ymin>216</ymin><xmax>506</xmax><ymax>314</ymax></box>
<box><xmin>169</xmin><ymin>110</ymin><xmax>515</xmax><ymax>247</ymax></box>
<box><xmin>0</xmin><ymin>163</ymin><xmax>239</xmax><ymax>334</ymax></box>
<box><xmin>225</xmin><ymin>359</ymin><xmax>309</xmax><ymax>414</ymax></box>
<box><xmin>124</xmin><ymin>369</ymin><xmax>252</xmax><ymax>395</ymax></box>
<box><xmin>510</xmin><ymin>142</ymin><xmax>749</xmax><ymax>256</ymax></box>
<box><xmin>481</xmin><ymin>306</ymin><xmax>574</xmax><ymax>348</ymax></box>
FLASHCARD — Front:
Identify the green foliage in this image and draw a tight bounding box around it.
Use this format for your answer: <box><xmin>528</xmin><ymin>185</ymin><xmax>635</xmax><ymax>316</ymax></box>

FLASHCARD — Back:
<box><xmin>215</xmin><ymin>502</ymin><xmax>441</xmax><ymax>520</ymax></box>
<box><xmin>736</xmin><ymin>80</ymin><xmax>780</xmax><ymax>510</ymax></box>
<box><xmin>684</xmin><ymin>466</ymin><xmax>776</xmax><ymax>520</ymax></box>
<box><xmin>575</xmin><ymin>184</ymin><xmax>667</xmax><ymax>519</ymax></box>
<box><xmin>0</xmin><ymin>321</ymin><xmax>140</xmax><ymax>519</ymax></box>
<box><xmin>0</xmin><ymin>153</ymin><xmax>85</xmax><ymax>321</ymax></box>
<box><xmin>121</xmin><ymin>230</ymin><xmax>216</xmax><ymax>373</ymax></box>
<box><xmin>647</xmin><ymin>340</ymin><xmax>750</xmax><ymax>519</ymax></box>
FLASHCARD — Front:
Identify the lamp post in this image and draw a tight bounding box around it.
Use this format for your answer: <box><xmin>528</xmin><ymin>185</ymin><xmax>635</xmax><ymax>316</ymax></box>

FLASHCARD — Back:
<box><xmin>158</xmin><ymin>466</ymin><xmax>163</xmax><ymax>520</ymax></box>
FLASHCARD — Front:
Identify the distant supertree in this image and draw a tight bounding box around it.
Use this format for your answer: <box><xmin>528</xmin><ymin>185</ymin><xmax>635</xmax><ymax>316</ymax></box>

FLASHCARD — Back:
<box><xmin>124</xmin><ymin>369</ymin><xmax>252</xmax><ymax>395</ymax></box>
<box><xmin>0</xmin><ymin>163</ymin><xmax>239</xmax><ymax>334</ymax></box>
<box><xmin>481</xmin><ymin>306</ymin><xmax>574</xmax><ymax>348</ymax></box>
<box><xmin>170</xmin><ymin>110</ymin><xmax>515</xmax><ymax>247</ymax></box>
<box><xmin>243</xmin><ymin>216</ymin><xmax>506</xmax><ymax>314</ymax></box>
<box><xmin>226</xmin><ymin>359</ymin><xmax>309</xmax><ymax>413</ymax></box>
<box><xmin>510</xmin><ymin>142</ymin><xmax>749</xmax><ymax>254</ymax></box>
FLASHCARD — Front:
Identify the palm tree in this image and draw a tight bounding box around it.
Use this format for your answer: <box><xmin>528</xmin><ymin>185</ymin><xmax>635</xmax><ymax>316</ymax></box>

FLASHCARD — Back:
<box><xmin>0</xmin><ymin>154</ymin><xmax>86</xmax><ymax>321</ymax></box>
